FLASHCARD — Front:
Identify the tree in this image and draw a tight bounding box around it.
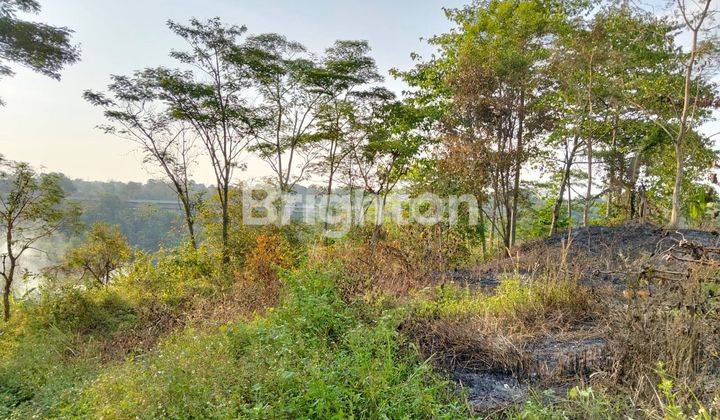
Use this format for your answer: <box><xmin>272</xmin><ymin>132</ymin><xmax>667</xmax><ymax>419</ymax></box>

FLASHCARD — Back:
<box><xmin>64</xmin><ymin>222</ymin><xmax>133</xmax><ymax>286</ymax></box>
<box><xmin>311</xmin><ymin>40</ymin><xmax>383</xmax><ymax>229</ymax></box>
<box><xmin>606</xmin><ymin>3</ymin><xmax>718</xmax><ymax>226</ymax></box>
<box><xmin>413</xmin><ymin>0</ymin><xmax>562</xmax><ymax>251</ymax></box>
<box><xmin>546</xmin><ymin>7</ymin><xmax>611</xmax><ymax>233</ymax></box>
<box><xmin>669</xmin><ymin>0</ymin><xmax>714</xmax><ymax>228</ymax></box>
<box><xmin>155</xmin><ymin>18</ymin><xmax>267</xmax><ymax>264</ymax></box>
<box><xmin>84</xmin><ymin>71</ymin><xmax>203</xmax><ymax>249</ymax></box>
<box><xmin>347</xmin><ymin>90</ymin><xmax>432</xmax><ymax>242</ymax></box>
<box><xmin>248</xmin><ymin>33</ymin><xmax>328</xmax><ymax>192</ymax></box>
<box><xmin>0</xmin><ymin>158</ymin><xmax>78</xmax><ymax>320</ymax></box>
<box><xmin>0</xmin><ymin>0</ymin><xmax>79</xmax><ymax>104</ymax></box>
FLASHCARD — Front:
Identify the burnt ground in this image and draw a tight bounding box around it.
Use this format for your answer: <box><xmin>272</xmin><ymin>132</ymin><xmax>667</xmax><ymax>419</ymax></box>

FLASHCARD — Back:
<box><xmin>447</xmin><ymin>222</ymin><xmax>720</xmax><ymax>413</ymax></box>
<box><xmin>453</xmin><ymin>222</ymin><xmax>720</xmax><ymax>291</ymax></box>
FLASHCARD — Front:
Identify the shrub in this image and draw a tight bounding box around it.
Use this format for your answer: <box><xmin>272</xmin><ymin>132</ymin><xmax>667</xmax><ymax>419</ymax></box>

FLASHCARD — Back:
<box><xmin>66</xmin><ymin>268</ymin><xmax>469</xmax><ymax>418</ymax></box>
<box><xmin>0</xmin><ymin>322</ymin><xmax>99</xmax><ymax>418</ymax></box>
<box><xmin>0</xmin><ymin>245</ymin><xmax>223</xmax><ymax>417</ymax></box>
<box><xmin>609</xmin><ymin>266</ymin><xmax>720</xmax><ymax>414</ymax></box>
<box><xmin>308</xmin><ymin>225</ymin><xmax>465</xmax><ymax>300</ymax></box>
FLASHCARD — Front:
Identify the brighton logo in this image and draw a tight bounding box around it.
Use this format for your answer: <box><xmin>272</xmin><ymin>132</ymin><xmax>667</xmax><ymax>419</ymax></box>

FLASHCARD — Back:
<box><xmin>242</xmin><ymin>187</ymin><xmax>479</xmax><ymax>238</ymax></box>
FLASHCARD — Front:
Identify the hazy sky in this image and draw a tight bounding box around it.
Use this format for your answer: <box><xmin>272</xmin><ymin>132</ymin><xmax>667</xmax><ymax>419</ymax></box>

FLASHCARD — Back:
<box><xmin>0</xmin><ymin>0</ymin><xmax>464</xmax><ymax>184</ymax></box>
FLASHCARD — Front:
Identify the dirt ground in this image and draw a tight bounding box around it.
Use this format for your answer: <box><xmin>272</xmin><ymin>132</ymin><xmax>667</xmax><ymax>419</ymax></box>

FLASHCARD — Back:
<box><xmin>447</xmin><ymin>222</ymin><xmax>720</xmax><ymax>413</ymax></box>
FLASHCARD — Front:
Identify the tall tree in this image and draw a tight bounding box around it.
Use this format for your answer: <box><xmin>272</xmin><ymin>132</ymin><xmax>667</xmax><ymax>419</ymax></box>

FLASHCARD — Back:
<box><xmin>0</xmin><ymin>0</ymin><xmax>79</xmax><ymax>104</ymax></box>
<box><xmin>156</xmin><ymin>18</ymin><xmax>267</xmax><ymax>263</ymax></box>
<box><xmin>669</xmin><ymin>0</ymin><xmax>714</xmax><ymax>228</ymax></box>
<box><xmin>346</xmin><ymin>90</ymin><xmax>432</xmax><ymax>242</ymax></box>
<box><xmin>0</xmin><ymin>158</ymin><xmax>78</xmax><ymax>320</ymax></box>
<box><xmin>423</xmin><ymin>0</ymin><xmax>562</xmax><ymax>250</ymax></box>
<box><xmin>608</xmin><ymin>4</ymin><xmax>718</xmax><ymax>225</ymax></box>
<box><xmin>84</xmin><ymin>71</ymin><xmax>203</xmax><ymax>249</ymax></box>
<box><xmin>311</xmin><ymin>40</ymin><xmax>383</xmax><ymax>229</ymax></box>
<box><xmin>248</xmin><ymin>33</ymin><xmax>328</xmax><ymax>192</ymax></box>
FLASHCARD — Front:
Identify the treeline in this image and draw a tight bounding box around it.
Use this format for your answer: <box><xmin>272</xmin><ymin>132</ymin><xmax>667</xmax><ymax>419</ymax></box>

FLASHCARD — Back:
<box><xmin>53</xmin><ymin>175</ymin><xmax>210</xmax><ymax>251</ymax></box>
<box><xmin>1</xmin><ymin>0</ymin><xmax>718</xmax><ymax>318</ymax></box>
<box><xmin>83</xmin><ymin>0</ymin><xmax>718</xmax><ymax>260</ymax></box>
<box><xmin>398</xmin><ymin>0</ymin><xmax>719</xmax><ymax>252</ymax></box>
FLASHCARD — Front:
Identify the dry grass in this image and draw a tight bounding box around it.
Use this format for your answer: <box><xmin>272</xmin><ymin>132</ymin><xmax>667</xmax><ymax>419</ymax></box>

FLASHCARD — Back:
<box><xmin>100</xmin><ymin>232</ymin><xmax>296</xmax><ymax>361</ymax></box>
<box><xmin>402</xmin><ymin>271</ymin><xmax>603</xmax><ymax>376</ymax></box>
<box><xmin>307</xmin><ymin>225</ymin><xmax>466</xmax><ymax>301</ymax></box>
<box><xmin>607</xmin><ymin>266</ymin><xmax>720</xmax><ymax>414</ymax></box>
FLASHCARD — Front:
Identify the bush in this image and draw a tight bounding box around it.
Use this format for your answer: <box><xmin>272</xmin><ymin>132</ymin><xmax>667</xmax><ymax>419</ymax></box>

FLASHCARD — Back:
<box><xmin>0</xmin><ymin>245</ymin><xmax>223</xmax><ymax>417</ymax></box>
<box><xmin>609</xmin><ymin>266</ymin><xmax>720</xmax><ymax>413</ymax></box>
<box><xmin>0</xmin><ymin>320</ymin><xmax>99</xmax><ymax>417</ymax></box>
<box><xmin>66</xmin><ymin>268</ymin><xmax>469</xmax><ymax>418</ymax></box>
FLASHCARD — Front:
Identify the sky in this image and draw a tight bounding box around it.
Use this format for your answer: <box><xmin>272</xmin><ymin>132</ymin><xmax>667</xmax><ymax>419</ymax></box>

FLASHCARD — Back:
<box><xmin>0</xmin><ymin>0</ymin><xmax>465</xmax><ymax>184</ymax></box>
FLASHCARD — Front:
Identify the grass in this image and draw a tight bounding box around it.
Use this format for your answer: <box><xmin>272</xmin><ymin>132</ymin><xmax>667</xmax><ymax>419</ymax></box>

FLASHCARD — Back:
<box><xmin>2</xmin><ymin>224</ymin><xmax>719</xmax><ymax>418</ymax></box>
<box><xmin>0</xmin><ymin>266</ymin><xmax>469</xmax><ymax>419</ymax></box>
<box><xmin>414</xmin><ymin>274</ymin><xmax>593</xmax><ymax>320</ymax></box>
<box><xmin>403</xmin><ymin>272</ymin><xmax>600</xmax><ymax>374</ymax></box>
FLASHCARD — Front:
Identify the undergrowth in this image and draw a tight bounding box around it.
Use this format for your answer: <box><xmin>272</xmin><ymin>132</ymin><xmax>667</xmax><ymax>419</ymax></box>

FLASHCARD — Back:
<box><xmin>0</xmin><ymin>265</ymin><xmax>469</xmax><ymax>418</ymax></box>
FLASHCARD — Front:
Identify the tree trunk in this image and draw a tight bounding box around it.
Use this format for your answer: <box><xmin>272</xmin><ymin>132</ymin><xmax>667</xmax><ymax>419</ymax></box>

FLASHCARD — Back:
<box><xmin>670</xmin><ymin>141</ymin><xmax>684</xmax><ymax>228</ymax></box>
<box><xmin>627</xmin><ymin>150</ymin><xmax>642</xmax><ymax>220</ymax></box>
<box><xmin>220</xmin><ymin>182</ymin><xmax>230</xmax><ymax>265</ymax></box>
<box><xmin>180</xmin><ymin>197</ymin><xmax>197</xmax><ymax>249</ymax></box>
<box><xmin>670</xmin><ymin>0</ymin><xmax>709</xmax><ymax>229</ymax></box>
<box><xmin>3</xmin><ymin>282</ymin><xmax>10</xmax><ymax>321</ymax></box>
<box><xmin>3</xmin><ymin>261</ymin><xmax>13</xmax><ymax>321</ymax></box>
<box><xmin>323</xmin><ymin>169</ymin><xmax>335</xmax><ymax>232</ymax></box>
<box><xmin>606</xmin><ymin>112</ymin><xmax>618</xmax><ymax>219</ymax></box>
<box><xmin>584</xmin><ymin>139</ymin><xmax>593</xmax><ymax>227</ymax></box>
<box><xmin>510</xmin><ymin>91</ymin><xmax>525</xmax><ymax>248</ymax></box>
<box><xmin>567</xmin><ymin>166</ymin><xmax>572</xmax><ymax>229</ymax></box>
<box><xmin>3</xmin><ymin>227</ymin><xmax>14</xmax><ymax>321</ymax></box>
<box><xmin>550</xmin><ymin>164</ymin><xmax>570</xmax><ymax>236</ymax></box>
<box><xmin>583</xmin><ymin>54</ymin><xmax>594</xmax><ymax>227</ymax></box>
<box><xmin>550</xmin><ymin>136</ymin><xmax>579</xmax><ymax>236</ymax></box>
<box><xmin>478</xmin><ymin>196</ymin><xmax>487</xmax><ymax>260</ymax></box>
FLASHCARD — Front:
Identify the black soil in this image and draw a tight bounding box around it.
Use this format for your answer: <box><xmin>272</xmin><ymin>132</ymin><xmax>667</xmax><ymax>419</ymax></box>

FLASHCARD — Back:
<box><xmin>447</xmin><ymin>222</ymin><xmax>720</xmax><ymax>413</ymax></box>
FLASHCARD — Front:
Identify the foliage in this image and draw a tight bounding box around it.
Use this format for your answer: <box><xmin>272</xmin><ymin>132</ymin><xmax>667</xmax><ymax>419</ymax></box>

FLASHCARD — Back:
<box><xmin>0</xmin><ymin>0</ymin><xmax>80</xmax><ymax>104</ymax></box>
<box><xmin>63</xmin><ymin>222</ymin><xmax>133</xmax><ymax>286</ymax></box>
<box><xmin>83</xmin><ymin>70</ymin><xmax>205</xmax><ymax>248</ymax></box>
<box><xmin>0</xmin><ymin>267</ymin><xmax>468</xmax><ymax>418</ymax></box>
<box><xmin>0</xmin><ymin>158</ymin><xmax>79</xmax><ymax>320</ymax></box>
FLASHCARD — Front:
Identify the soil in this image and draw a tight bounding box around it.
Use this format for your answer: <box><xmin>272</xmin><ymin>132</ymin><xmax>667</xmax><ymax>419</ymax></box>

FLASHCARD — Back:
<box><xmin>447</xmin><ymin>222</ymin><xmax>720</xmax><ymax>413</ymax></box>
<box><xmin>454</xmin><ymin>222</ymin><xmax>720</xmax><ymax>291</ymax></box>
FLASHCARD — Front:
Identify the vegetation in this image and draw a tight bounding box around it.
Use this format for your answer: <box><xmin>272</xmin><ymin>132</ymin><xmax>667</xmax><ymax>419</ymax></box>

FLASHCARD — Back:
<box><xmin>1</xmin><ymin>0</ymin><xmax>720</xmax><ymax>417</ymax></box>
<box><xmin>63</xmin><ymin>222</ymin><xmax>133</xmax><ymax>286</ymax></box>
<box><xmin>0</xmin><ymin>159</ymin><xmax>79</xmax><ymax>320</ymax></box>
<box><xmin>0</xmin><ymin>0</ymin><xmax>79</xmax><ymax>105</ymax></box>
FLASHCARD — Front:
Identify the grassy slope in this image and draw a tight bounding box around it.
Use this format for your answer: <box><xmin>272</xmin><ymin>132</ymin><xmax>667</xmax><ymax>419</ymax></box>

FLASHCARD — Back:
<box><xmin>0</xmin><ymin>265</ymin><xmax>467</xmax><ymax>419</ymax></box>
<box><xmin>1</xmin><ymin>226</ymin><xmax>718</xmax><ymax>419</ymax></box>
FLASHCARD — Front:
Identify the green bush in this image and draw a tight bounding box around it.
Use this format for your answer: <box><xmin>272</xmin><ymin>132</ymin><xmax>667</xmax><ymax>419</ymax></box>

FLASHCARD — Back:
<box><xmin>0</xmin><ymin>245</ymin><xmax>221</xmax><ymax>417</ymax></box>
<box><xmin>67</xmin><ymin>268</ymin><xmax>468</xmax><ymax>418</ymax></box>
<box><xmin>0</xmin><ymin>326</ymin><xmax>98</xmax><ymax>418</ymax></box>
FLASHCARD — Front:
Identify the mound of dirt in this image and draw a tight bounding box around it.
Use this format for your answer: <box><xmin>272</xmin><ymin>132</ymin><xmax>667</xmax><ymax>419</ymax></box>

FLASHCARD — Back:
<box><xmin>455</xmin><ymin>222</ymin><xmax>720</xmax><ymax>291</ymax></box>
<box><xmin>446</xmin><ymin>222</ymin><xmax>720</xmax><ymax>413</ymax></box>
